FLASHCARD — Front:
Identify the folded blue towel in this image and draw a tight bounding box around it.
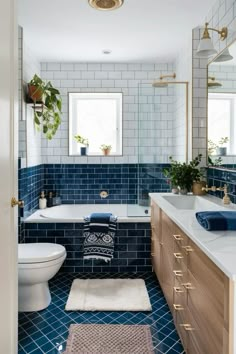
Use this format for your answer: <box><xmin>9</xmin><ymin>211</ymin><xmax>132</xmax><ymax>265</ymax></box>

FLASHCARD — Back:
<box><xmin>89</xmin><ymin>212</ymin><xmax>113</xmax><ymax>224</ymax></box>
<box><xmin>196</xmin><ymin>211</ymin><xmax>236</xmax><ymax>231</ymax></box>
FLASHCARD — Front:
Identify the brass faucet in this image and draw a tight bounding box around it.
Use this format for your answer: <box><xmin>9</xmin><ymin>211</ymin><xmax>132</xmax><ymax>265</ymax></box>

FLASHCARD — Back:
<box><xmin>202</xmin><ymin>184</ymin><xmax>230</xmax><ymax>205</ymax></box>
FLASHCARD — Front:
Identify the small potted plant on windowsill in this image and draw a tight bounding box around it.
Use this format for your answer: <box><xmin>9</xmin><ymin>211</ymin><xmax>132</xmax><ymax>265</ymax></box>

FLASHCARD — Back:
<box><xmin>74</xmin><ymin>135</ymin><xmax>89</xmax><ymax>155</ymax></box>
<box><xmin>100</xmin><ymin>144</ymin><xmax>112</xmax><ymax>156</ymax></box>
<box><xmin>27</xmin><ymin>74</ymin><xmax>62</xmax><ymax>140</ymax></box>
<box><xmin>208</xmin><ymin>137</ymin><xmax>229</xmax><ymax>156</ymax></box>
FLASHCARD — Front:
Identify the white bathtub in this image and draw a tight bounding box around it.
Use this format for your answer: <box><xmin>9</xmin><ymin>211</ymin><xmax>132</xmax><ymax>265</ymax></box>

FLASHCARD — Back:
<box><xmin>25</xmin><ymin>204</ymin><xmax>150</xmax><ymax>223</ymax></box>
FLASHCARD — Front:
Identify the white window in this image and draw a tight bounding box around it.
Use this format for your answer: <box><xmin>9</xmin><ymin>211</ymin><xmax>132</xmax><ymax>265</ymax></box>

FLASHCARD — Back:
<box><xmin>69</xmin><ymin>92</ymin><xmax>122</xmax><ymax>156</ymax></box>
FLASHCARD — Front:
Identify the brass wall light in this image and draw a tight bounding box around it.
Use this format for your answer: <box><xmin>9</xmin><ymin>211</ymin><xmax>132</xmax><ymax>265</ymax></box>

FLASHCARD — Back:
<box><xmin>196</xmin><ymin>22</ymin><xmax>228</xmax><ymax>57</ymax></box>
<box><xmin>152</xmin><ymin>73</ymin><xmax>176</xmax><ymax>87</ymax></box>
<box><xmin>88</xmin><ymin>0</ymin><xmax>124</xmax><ymax>10</ymax></box>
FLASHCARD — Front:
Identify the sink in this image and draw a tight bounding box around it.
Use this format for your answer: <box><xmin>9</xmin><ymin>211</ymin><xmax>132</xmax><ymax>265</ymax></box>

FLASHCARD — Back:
<box><xmin>162</xmin><ymin>195</ymin><xmax>224</xmax><ymax>210</ymax></box>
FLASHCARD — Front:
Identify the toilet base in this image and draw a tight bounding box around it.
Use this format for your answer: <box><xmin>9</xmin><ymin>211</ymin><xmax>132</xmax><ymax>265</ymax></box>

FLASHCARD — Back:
<box><xmin>18</xmin><ymin>282</ymin><xmax>51</xmax><ymax>312</ymax></box>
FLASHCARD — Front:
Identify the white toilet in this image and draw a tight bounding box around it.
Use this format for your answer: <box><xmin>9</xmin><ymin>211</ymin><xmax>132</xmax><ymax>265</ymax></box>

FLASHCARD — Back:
<box><xmin>18</xmin><ymin>243</ymin><xmax>66</xmax><ymax>312</ymax></box>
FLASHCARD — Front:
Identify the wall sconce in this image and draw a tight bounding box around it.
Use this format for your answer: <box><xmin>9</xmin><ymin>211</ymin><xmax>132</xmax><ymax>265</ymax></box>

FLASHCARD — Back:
<box><xmin>214</xmin><ymin>47</ymin><xmax>233</xmax><ymax>62</ymax></box>
<box><xmin>196</xmin><ymin>22</ymin><xmax>228</xmax><ymax>57</ymax></box>
<box><xmin>152</xmin><ymin>73</ymin><xmax>176</xmax><ymax>87</ymax></box>
<box><xmin>208</xmin><ymin>76</ymin><xmax>222</xmax><ymax>88</ymax></box>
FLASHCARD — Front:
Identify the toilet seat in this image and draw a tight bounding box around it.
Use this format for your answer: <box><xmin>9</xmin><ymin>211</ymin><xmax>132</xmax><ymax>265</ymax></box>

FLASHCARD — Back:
<box><xmin>18</xmin><ymin>243</ymin><xmax>66</xmax><ymax>264</ymax></box>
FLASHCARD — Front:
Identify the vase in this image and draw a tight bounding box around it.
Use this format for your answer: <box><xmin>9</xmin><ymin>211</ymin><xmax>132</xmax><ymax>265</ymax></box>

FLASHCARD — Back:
<box><xmin>216</xmin><ymin>147</ymin><xmax>227</xmax><ymax>156</ymax></box>
<box><xmin>80</xmin><ymin>147</ymin><xmax>87</xmax><ymax>156</ymax></box>
<box><xmin>171</xmin><ymin>186</ymin><xmax>179</xmax><ymax>194</ymax></box>
<box><xmin>179</xmin><ymin>188</ymin><xmax>188</xmax><ymax>195</ymax></box>
<box><xmin>192</xmin><ymin>181</ymin><xmax>206</xmax><ymax>195</ymax></box>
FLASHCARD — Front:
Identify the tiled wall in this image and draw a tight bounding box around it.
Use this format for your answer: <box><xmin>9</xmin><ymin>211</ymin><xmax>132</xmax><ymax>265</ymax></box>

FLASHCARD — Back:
<box><xmin>19</xmin><ymin>162</ymin><xmax>170</xmax><ymax>214</ymax></box>
<box><xmin>40</xmin><ymin>61</ymin><xmax>183</xmax><ymax>165</ymax></box>
<box><xmin>23</xmin><ymin>221</ymin><xmax>152</xmax><ymax>273</ymax></box>
<box><xmin>18</xmin><ymin>163</ymin><xmax>44</xmax><ymax>214</ymax></box>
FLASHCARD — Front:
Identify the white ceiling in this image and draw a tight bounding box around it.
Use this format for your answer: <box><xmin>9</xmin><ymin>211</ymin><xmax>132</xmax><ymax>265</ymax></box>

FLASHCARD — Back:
<box><xmin>18</xmin><ymin>0</ymin><xmax>216</xmax><ymax>62</ymax></box>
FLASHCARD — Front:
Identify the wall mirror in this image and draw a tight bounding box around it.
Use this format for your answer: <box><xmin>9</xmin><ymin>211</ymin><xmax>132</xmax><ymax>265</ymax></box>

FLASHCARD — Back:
<box><xmin>207</xmin><ymin>39</ymin><xmax>236</xmax><ymax>167</ymax></box>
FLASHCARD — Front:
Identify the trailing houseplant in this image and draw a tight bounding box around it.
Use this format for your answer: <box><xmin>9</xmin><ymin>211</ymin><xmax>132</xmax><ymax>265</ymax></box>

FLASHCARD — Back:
<box><xmin>28</xmin><ymin>74</ymin><xmax>62</xmax><ymax>140</ymax></box>
<box><xmin>164</xmin><ymin>154</ymin><xmax>204</xmax><ymax>194</ymax></box>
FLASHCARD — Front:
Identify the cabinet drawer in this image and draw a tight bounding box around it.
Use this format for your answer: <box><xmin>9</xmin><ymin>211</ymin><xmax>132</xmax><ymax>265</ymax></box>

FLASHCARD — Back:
<box><xmin>188</xmin><ymin>239</ymin><xmax>225</xmax><ymax>316</ymax></box>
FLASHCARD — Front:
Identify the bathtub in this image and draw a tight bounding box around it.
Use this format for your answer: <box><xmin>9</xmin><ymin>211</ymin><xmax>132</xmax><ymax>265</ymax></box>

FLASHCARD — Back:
<box><xmin>25</xmin><ymin>204</ymin><xmax>150</xmax><ymax>223</ymax></box>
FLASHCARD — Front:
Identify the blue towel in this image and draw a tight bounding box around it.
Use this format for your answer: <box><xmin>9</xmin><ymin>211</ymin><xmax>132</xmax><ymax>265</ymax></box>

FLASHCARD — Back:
<box><xmin>196</xmin><ymin>211</ymin><xmax>236</xmax><ymax>231</ymax></box>
<box><xmin>83</xmin><ymin>213</ymin><xmax>117</xmax><ymax>262</ymax></box>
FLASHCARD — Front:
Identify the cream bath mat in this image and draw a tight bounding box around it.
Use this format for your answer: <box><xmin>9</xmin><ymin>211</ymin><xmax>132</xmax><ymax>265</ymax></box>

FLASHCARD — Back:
<box><xmin>65</xmin><ymin>278</ymin><xmax>152</xmax><ymax>311</ymax></box>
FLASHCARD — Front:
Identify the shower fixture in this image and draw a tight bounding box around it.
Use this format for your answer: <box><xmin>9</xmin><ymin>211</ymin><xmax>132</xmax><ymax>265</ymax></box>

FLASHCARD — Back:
<box><xmin>208</xmin><ymin>76</ymin><xmax>222</xmax><ymax>88</ymax></box>
<box><xmin>88</xmin><ymin>0</ymin><xmax>124</xmax><ymax>10</ymax></box>
<box><xmin>152</xmin><ymin>73</ymin><xmax>176</xmax><ymax>88</ymax></box>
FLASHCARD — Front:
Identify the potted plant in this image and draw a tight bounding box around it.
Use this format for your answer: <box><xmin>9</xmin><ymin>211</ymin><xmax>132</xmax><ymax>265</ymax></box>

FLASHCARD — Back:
<box><xmin>74</xmin><ymin>135</ymin><xmax>89</xmax><ymax>155</ymax></box>
<box><xmin>100</xmin><ymin>144</ymin><xmax>112</xmax><ymax>155</ymax></box>
<box><xmin>28</xmin><ymin>74</ymin><xmax>62</xmax><ymax>140</ymax></box>
<box><xmin>164</xmin><ymin>154</ymin><xmax>204</xmax><ymax>194</ymax></box>
<box><xmin>208</xmin><ymin>137</ymin><xmax>229</xmax><ymax>156</ymax></box>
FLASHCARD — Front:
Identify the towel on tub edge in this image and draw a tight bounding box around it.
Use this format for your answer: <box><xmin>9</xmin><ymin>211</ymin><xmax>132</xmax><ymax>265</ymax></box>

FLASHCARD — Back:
<box><xmin>83</xmin><ymin>213</ymin><xmax>117</xmax><ymax>262</ymax></box>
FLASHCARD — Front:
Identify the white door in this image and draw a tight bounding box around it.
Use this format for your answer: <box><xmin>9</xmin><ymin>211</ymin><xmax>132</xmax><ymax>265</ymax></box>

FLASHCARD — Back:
<box><xmin>0</xmin><ymin>0</ymin><xmax>18</xmax><ymax>353</ymax></box>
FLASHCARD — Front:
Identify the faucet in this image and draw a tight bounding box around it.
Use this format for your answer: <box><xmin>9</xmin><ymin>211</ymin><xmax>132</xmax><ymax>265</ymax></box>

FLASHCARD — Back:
<box><xmin>202</xmin><ymin>184</ymin><xmax>230</xmax><ymax>205</ymax></box>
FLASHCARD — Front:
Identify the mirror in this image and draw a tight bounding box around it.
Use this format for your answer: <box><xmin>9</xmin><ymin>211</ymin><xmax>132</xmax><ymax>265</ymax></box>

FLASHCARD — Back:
<box><xmin>207</xmin><ymin>40</ymin><xmax>236</xmax><ymax>167</ymax></box>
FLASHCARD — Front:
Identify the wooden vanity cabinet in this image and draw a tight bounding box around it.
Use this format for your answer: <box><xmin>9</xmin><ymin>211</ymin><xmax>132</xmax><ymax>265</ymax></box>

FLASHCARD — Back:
<box><xmin>151</xmin><ymin>200</ymin><xmax>230</xmax><ymax>354</ymax></box>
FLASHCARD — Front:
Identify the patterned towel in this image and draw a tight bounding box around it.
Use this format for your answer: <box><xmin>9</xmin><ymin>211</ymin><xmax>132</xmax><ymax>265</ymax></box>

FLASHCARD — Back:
<box><xmin>83</xmin><ymin>213</ymin><xmax>117</xmax><ymax>262</ymax></box>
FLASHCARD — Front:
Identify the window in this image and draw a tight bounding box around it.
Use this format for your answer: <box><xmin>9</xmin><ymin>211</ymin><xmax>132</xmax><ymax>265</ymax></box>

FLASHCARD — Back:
<box><xmin>69</xmin><ymin>92</ymin><xmax>122</xmax><ymax>156</ymax></box>
<box><xmin>208</xmin><ymin>93</ymin><xmax>236</xmax><ymax>154</ymax></box>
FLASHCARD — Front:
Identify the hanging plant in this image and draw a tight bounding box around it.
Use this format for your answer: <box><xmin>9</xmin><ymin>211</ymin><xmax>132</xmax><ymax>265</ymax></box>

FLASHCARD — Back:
<box><xmin>28</xmin><ymin>74</ymin><xmax>62</xmax><ymax>140</ymax></box>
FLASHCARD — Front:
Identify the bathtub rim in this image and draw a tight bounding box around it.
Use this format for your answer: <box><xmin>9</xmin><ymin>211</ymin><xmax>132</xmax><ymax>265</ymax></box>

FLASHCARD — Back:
<box><xmin>23</xmin><ymin>205</ymin><xmax>150</xmax><ymax>223</ymax></box>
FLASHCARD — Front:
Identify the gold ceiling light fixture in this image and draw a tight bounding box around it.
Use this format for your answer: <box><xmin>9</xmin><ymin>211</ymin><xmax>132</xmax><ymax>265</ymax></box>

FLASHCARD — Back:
<box><xmin>208</xmin><ymin>76</ymin><xmax>222</xmax><ymax>88</ymax></box>
<box><xmin>152</xmin><ymin>73</ymin><xmax>176</xmax><ymax>88</ymax></box>
<box><xmin>196</xmin><ymin>22</ymin><xmax>228</xmax><ymax>57</ymax></box>
<box><xmin>88</xmin><ymin>0</ymin><xmax>124</xmax><ymax>10</ymax></box>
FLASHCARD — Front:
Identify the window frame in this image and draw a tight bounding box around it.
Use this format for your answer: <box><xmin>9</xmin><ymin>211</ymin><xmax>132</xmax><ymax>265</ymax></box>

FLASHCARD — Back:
<box><xmin>68</xmin><ymin>92</ymin><xmax>123</xmax><ymax>156</ymax></box>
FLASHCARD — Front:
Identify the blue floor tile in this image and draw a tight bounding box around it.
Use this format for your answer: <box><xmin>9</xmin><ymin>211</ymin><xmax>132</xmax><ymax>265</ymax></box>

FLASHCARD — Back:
<box><xmin>18</xmin><ymin>272</ymin><xmax>185</xmax><ymax>354</ymax></box>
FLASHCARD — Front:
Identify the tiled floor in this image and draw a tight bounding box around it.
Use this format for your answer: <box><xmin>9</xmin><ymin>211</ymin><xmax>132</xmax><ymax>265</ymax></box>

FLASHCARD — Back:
<box><xmin>18</xmin><ymin>272</ymin><xmax>185</xmax><ymax>354</ymax></box>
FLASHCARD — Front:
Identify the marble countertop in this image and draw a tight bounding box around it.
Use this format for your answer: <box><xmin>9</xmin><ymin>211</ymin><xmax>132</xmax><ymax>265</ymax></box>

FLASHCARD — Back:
<box><xmin>149</xmin><ymin>193</ymin><xmax>236</xmax><ymax>280</ymax></box>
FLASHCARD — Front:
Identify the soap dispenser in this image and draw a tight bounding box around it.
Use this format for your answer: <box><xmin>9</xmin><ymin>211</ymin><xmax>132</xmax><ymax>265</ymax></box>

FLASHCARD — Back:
<box><xmin>39</xmin><ymin>191</ymin><xmax>47</xmax><ymax>209</ymax></box>
<box><xmin>47</xmin><ymin>192</ymin><xmax>53</xmax><ymax>208</ymax></box>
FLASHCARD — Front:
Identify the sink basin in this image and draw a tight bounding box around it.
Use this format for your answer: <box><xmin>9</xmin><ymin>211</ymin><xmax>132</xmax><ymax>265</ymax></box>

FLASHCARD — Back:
<box><xmin>162</xmin><ymin>195</ymin><xmax>224</xmax><ymax>210</ymax></box>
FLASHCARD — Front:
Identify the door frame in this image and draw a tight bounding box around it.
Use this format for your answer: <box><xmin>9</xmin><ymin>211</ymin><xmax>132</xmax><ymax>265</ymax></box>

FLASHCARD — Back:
<box><xmin>0</xmin><ymin>0</ymin><xmax>18</xmax><ymax>352</ymax></box>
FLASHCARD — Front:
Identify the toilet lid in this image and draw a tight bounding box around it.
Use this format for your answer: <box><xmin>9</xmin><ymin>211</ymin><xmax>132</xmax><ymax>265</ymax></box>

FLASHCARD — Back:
<box><xmin>18</xmin><ymin>243</ymin><xmax>66</xmax><ymax>263</ymax></box>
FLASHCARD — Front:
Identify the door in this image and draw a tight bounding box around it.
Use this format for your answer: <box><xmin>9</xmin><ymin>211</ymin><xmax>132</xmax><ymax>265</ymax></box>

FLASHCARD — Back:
<box><xmin>0</xmin><ymin>0</ymin><xmax>18</xmax><ymax>353</ymax></box>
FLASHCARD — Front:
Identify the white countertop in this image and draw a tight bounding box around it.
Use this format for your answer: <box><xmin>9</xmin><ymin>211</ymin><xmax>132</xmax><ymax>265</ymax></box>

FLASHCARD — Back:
<box><xmin>149</xmin><ymin>193</ymin><xmax>236</xmax><ymax>280</ymax></box>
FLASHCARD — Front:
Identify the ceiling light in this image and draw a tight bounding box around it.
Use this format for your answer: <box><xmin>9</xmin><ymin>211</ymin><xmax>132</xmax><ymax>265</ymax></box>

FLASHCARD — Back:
<box><xmin>208</xmin><ymin>76</ymin><xmax>222</xmax><ymax>88</ymax></box>
<box><xmin>88</xmin><ymin>0</ymin><xmax>124</xmax><ymax>10</ymax></box>
<box><xmin>102</xmin><ymin>49</ymin><xmax>112</xmax><ymax>54</ymax></box>
<box><xmin>152</xmin><ymin>73</ymin><xmax>176</xmax><ymax>87</ymax></box>
<box><xmin>196</xmin><ymin>22</ymin><xmax>228</xmax><ymax>58</ymax></box>
<box><xmin>214</xmin><ymin>47</ymin><xmax>233</xmax><ymax>62</ymax></box>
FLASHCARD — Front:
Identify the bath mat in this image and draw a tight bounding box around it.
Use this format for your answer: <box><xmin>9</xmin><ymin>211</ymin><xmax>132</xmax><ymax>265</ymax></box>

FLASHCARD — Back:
<box><xmin>65</xmin><ymin>278</ymin><xmax>152</xmax><ymax>311</ymax></box>
<box><xmin>63</xmin><ymin>324</ymin><xmax>154</xmax><ymax>354</ymax></box>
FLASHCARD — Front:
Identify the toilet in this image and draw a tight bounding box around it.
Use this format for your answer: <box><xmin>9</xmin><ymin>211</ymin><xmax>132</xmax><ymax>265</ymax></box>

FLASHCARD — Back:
<box><xmin>18</xmin><ymin>243</ymin><xmax>66</xmax><ymax>312</ymax></box>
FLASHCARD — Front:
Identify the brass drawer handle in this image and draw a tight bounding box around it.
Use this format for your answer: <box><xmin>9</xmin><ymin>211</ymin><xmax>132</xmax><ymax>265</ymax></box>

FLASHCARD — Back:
<box><xmin>174</xmin><ymin>286</ymin><xmax>184</xmax><ymax>293</ymax></box>
<box><xmin>182</xmin><ymin>283</ymin><xmax>194</xmax><ymax>290</ymax></box>
<box><xmin>173</xmin><ymin>234</ymin><xmax>183</xmax><ymax>241</ymax></box>
<box><xmin>174</xmin><ymin>252</ymin><xmax>184</xmax><ymax>259</ymax></box>
<box><xmin>182</xmin><ymin>245</ymin><xmax>194</xmax><ymax>252</ymax></box>
<box><xmin>173</xmin><ymin>270</ymin><xmax>183</xmax><ymax>277</ymax></box>
<box><xmin>180</xmin><ymin>323</ymin><xmax>195</xmax><ymax>331</ymax></box>
<box><xmin>151</xmin><ymin>253</ymin><xmax>155</xmax><ymax>257</ymax></box>
<box><xmin>160</xmin><ymin>242</ymin><xmax>163</xmax><ymax>246</ymax></box>
<box><xmin>173</xmin><ymin>304</ymin><xmax>184</xmax><ymax>311</ymax></box>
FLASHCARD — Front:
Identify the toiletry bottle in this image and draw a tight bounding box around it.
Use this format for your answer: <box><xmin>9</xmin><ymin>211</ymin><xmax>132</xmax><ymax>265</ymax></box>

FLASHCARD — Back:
<box><xmin>39</xmin><ymin>191</ymin><xmax>47</xmax><ymax>209</ymax></box>
<box><xmin>47</xmin><ymin>192</ymin><xmax>53</xmax><ymax>208</ymax></box>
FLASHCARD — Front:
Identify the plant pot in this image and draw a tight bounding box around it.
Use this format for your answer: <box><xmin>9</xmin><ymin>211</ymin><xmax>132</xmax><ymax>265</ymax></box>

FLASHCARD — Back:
<box><xmin>28</xmin><ymin>84</ymin><xmax>43</xmax><ymax>103</ymax></box>
<box><xmin>171</xmin><ymin>186</ymin><xmax>179</xmax><ymax>194</ymax></box>
<box><xmin>179</xmin><ymin>188</ymin><xmax>188</xmax><ymax>195</ymax></box>
<box><xmin>216</xmin><ymin>147</ymin><xmax>227</xmax><ymax>156</ymax></box>
<box><xmin>102</xmin><ymin>149</ymin><xmax>111</xmax><ymax>156</ymax></box>
<box><xmin>80</xmin><ymin>147</ymin><xmax>87</xmax><ymax>156</ymax></box>
<box><xmin>192</xmin><ymin>181</ymin><xmax>206</xmax><ymax>195</ymax></box>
